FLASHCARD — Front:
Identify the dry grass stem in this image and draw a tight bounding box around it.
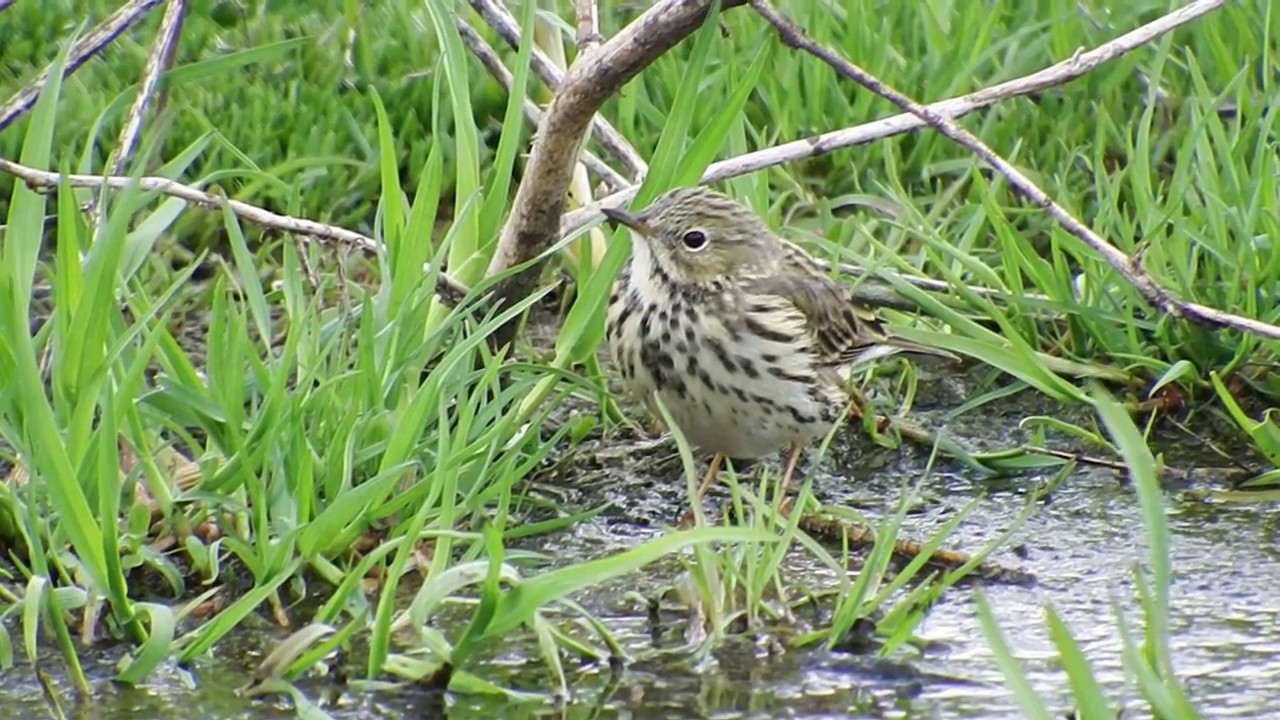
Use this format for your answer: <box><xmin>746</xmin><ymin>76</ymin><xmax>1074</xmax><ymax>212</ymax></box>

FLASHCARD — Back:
<box><xmin>573</xmin><ymin>0</ymin><xmax>602</xmax><ymax>54</ymax></box>
<box><xmin>107</xmin><ymin>0</ymin><xmax>186</xmax><ymax>177</ymax></box>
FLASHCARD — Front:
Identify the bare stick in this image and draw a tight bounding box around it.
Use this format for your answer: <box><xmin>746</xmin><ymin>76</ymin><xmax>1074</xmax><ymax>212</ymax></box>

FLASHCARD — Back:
<box><xmin>455</xmin><ymin>19</ymin><xmax>628</xmax><ymax>191</ymax></box>
<box><xmin>468</xmin><ymin>0</ymin><xmax>648</xmax><ymax>182</ymax></box>
<box><xmin>468</xmin><ymin>0</ymin><xmax>565</xmax><ymax>90</ymax></box>
<box><xmin>482</xmin><ymin>0</ymin><xmax>745</xmax><ymax>351</ymax></box>
<box><xmin>751</xmin><ymin>0</ymin><xmax>1280</xmax><ymax>342</ymax></box>
<box><xmin>0</xmin><ymin>0</ymin><xmax>166</xmax><ymax>132</ymax></box>
<box><xmin>573</xmin><ymin>0</ymin><xmax>602</xmax><ymax>54</ymax></box>
<box><xmin>0</xmin><ymin>158</ymin><xmax>471</xmax><ymax>303</ymax></box>
<box><xmin>560</xmin><ymin>0</ymin><xmax>1231</xmax><ymax>241</ymax></box>
<box><xmin>825</xmin><ymin>262</ymin><xmax>1056</xmax><ymax>312</ymax></box>
<box><xmin>796</xmin><ymin>512</ymin><xmax>1035</xmax><ymax>585</ymax></box>
<box><xmin>108</xmin><ymin>0</ymin><xmax>186</xmax><ymax>177</ymax></box>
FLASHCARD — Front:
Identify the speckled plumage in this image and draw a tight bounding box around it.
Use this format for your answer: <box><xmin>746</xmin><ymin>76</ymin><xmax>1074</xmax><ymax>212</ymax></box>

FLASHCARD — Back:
<box><xmin>603</xmin><ymin>186</ymin><xmax>953</xmax><ymax>522</ymax></box>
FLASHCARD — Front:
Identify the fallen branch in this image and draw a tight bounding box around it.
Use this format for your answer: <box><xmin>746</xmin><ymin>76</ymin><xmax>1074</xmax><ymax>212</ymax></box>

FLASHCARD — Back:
<box><xmin>0</xmin><ymin>0</ymin><xmax>165</xmax><ymax>132</ymax></box>
<box><xmin>0</xmin><ymin>158</ymin><xmax>472</xmax><ymax>303</ymax></box>
<box><xmin>751</xmin><ymin>0</ymin><xmax>1280</xmax><ymax>343</ymax></box>
<box><xmin>796</xmin><ymin>511</ymin><xmax>1036</xmax><ymax>586</ymax></box>
<box><xmin>454</xmin><ymin>19</ymin><xmax>628</xmax><ymax>192</ymax></box>
<box><xmin>467</xmin><ymin>0</ymin><xmax>648</xmax><ymax>181</ymax></box>
<box><xmin>547</xmin><ymin>0</ymin><xmax>1231</xmax><ymax>314</ymax></box>
<box><xmin>481</xmin><ymin>0</ymin><xmax>745</xmax><ymax>352</ymax></box>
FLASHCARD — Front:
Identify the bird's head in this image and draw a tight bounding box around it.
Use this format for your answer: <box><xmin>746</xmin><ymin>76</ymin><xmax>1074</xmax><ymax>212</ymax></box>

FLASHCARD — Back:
<box><xmin>602</xmin><ymin>186</ymin><xmax>780</xmax><ymax>284</ymax></box>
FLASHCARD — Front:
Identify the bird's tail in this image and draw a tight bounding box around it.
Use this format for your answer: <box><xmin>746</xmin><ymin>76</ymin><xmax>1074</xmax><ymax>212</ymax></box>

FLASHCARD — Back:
<box><xmin>855</xmin><ymin>336</ymin><xmax>960</xmax><ymax>366</ymax></box>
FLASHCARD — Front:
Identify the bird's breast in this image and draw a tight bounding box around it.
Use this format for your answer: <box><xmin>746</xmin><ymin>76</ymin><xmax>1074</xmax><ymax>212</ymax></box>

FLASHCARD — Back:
<box><xmin>605</xmin><ymin>262</ymin><xmax>845</xmax><ymax>459</ymax></box>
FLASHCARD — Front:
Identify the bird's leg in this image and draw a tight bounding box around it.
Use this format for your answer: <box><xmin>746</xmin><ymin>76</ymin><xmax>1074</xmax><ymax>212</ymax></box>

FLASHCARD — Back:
<box><xmin>678</xmin><ymin>452</ymin><xmax>724</xmax><ymax>528</ymax></box>
<box><xmin>843</xmin><ymin>386</ymin><xmax>893</xmax><ymax>433</ymax></box>
<box><xmin>843</xmin><ymin>384</ymin><xmax>869</xmax><ymax>421</ymax></box>
<box><xmin>777</xmin><ymin>441</ymin><xmax>804</xmax><ymax>509</ymax></box>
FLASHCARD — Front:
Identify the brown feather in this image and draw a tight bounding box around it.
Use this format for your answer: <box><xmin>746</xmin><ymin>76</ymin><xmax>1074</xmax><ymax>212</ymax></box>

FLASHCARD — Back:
<box><xmin>742</xmin><ymin>241</ymin><xmax>958</xmax><ymax>368</ymax></box>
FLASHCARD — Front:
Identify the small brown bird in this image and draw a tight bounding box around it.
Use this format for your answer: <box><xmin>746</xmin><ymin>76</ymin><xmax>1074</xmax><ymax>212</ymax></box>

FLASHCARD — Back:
<box><xmin>603</xmin><ymin>186</ymin><xmax>955</xmax><ymax>526</ymax></box>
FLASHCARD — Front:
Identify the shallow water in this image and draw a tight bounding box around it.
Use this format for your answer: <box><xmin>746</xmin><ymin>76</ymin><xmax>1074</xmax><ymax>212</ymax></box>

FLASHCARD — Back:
<box><xmin>3</xmin><ymin>383</ymin><xmax>1278</xmax><ymax>719</ymax></box>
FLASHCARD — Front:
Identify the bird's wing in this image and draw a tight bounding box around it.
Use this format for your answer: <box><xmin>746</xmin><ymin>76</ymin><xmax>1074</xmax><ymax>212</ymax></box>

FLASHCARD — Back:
<box><xmin>740</xmin><ymin>267</ymin><xmax>892</xmax><ymax>367</ymax></box>
<box><xmin>740</xmin><ymin>242</ymin><xmax>956</xmax><ymax>367</ymax></box>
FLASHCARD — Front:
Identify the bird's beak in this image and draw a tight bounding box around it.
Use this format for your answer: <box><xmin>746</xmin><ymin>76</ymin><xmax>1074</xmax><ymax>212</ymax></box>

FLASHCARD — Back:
<box><xmin>601</xmin><ymin>206</ymin><xmax>652</xmax><ymax>237</ymax></box>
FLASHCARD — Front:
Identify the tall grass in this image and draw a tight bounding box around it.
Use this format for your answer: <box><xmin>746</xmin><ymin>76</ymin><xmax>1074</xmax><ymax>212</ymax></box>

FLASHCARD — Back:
<box><xmin>0</xmin><ymin>0</ymin><xmax>1275</xmax><ymax>715</ymax></box>
<box><xmin>0</xmin><ymin>5</ymin><xmax>777</xmax><ymax>703</ymax></box>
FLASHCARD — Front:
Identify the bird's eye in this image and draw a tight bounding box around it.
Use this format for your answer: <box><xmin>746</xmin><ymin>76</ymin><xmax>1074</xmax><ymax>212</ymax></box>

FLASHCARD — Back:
<box><xmin>681</xmin><ymin>230</ymin><xmax>708</xmax><ymax>251</ymax></box>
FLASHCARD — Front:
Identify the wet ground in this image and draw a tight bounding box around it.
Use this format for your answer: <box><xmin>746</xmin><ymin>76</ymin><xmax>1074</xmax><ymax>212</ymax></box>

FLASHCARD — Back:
<box><xmin>5</xmin><ymin>276</ymin><xmax>1279</xmax><ymax>720</ymax></box>
<box><xmin>3</xmin><ymin>365</ymin><xmax>1278</xmax><ymax>720</ymax></box>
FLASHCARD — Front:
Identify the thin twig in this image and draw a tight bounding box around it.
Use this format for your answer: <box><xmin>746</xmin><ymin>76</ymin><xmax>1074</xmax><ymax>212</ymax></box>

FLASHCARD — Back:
<box><xmin>1021</xmin><ymin>445</ymin><xmax>1130</xmax><ymax>472</ymax></box>
<box><xmin>455</xmin><ymin>19</ymin><xmax>628</xmax><ymax>192</ymax></box>
<box><xmin>1164</xmin><ymin>416</ymin><xmax>1259</xmax><ymax>476</ymax></box>
<box><xmin>821</xmin><ymin>259</ymin><xmax>1053</xmax><ymax>307</ymax></box>
<box><xmin>0</xmin><ymin>0</ymin><xmax>166</xmax><ymax>132</ymax></box>
<box><xmin>573</xmin><ymin>0</ymin><xmax>602</xmax><ymax>54</ymax></box>
<box><xmin>0</xmin><ymin>158</ymin><xmax>472</xmax><ymax>303</ymax></box>
<box><xmin>467</xmin><ymin>0</ymin><xmax>648</xmax><ymax>182</ymax></box>
<box><xmin>108</xmin><ymin>0</ymin><xmax>186</xmax><ymax>177</ymax></box>
<box><xmin>752</xmin><ymin>0</ymin><xmax>1280</xmax><ymax>343</ymax></box>
<box><xmin>796</xmin><ymin>512</ymin><xmax>1036</xmax><ymax>585</ymax></box>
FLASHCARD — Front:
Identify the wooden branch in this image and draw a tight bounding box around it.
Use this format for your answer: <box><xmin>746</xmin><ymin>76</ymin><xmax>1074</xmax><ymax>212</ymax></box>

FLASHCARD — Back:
<box><xmin>751</xmin><ymin>0</ymin><xmax>1280</xmax><ymax>343</ymax></box>
<box><xmin>0</xmin><ymin>158</ymin><xmax>471</xmax><ymax>304</ymax></box>
<box><xmin>467</xmin><ymin>0</ymin><xmax>648</xmax><ymax>182</ymax></box>
<box><xmin>454</xmin><ymin>18</ymin><xmax>628</xmax><ymax>191</ymax></box>
<box><xmin>573</xmin><ymin>0</ymin><xmax>602</xmax><ymax>54</ymax></box>
<box><xmin>107</xmin><ymin>0</ymin><xmax>186</xmax><ymax>177</ymax></box>
<box><xmin>796</xmin><ymin>512</ymin><xmax>1036</xmax><ymax>585</ymax></box>
<box><xmin>0</xmin><ymin>0</ymin><xmax>166</xmax><ymax>131</ymax></box>
<box><xmin>481</xmin><ymin>0</ymin><xmax>745</xmax><ymax>352</ymax></box>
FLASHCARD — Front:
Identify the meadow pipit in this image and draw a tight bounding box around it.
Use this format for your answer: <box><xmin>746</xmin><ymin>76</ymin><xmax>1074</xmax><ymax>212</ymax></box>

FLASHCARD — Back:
<box><xmin>602</xmin><ymin>187</ymin><xmax>956</xmax><ymax>526</ymax></box>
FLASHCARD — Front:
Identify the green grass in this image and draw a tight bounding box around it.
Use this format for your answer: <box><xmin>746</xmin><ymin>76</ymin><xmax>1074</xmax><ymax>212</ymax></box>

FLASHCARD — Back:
<box><xmin>1</xmin><ymin>0</ymin><xmax>1277</xmax><ymax>717</ymax></box>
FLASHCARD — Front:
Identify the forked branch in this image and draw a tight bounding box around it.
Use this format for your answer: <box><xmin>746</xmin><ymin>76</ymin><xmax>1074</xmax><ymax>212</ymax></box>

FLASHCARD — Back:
<box><xmin>481</xmin><ymin>0</ymin><xmax>745</xmax><ymax>352</ymax></box>
<box><xmin>558</xmin><ymin>0</ymin><xmax>1234</xmax><ymax>239</ymax></box>
<box><xmin>749</xmin><ymin>0</ymin><xmax>1280</xmax><ymax>343</ymax></box>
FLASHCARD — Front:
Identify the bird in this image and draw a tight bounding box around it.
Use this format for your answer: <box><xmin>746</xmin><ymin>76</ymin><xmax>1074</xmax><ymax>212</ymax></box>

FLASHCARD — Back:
<box><xmin>601</xmin><ymin>186</ymin><xmax>957</xmax><ymax>527</ymax></box>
